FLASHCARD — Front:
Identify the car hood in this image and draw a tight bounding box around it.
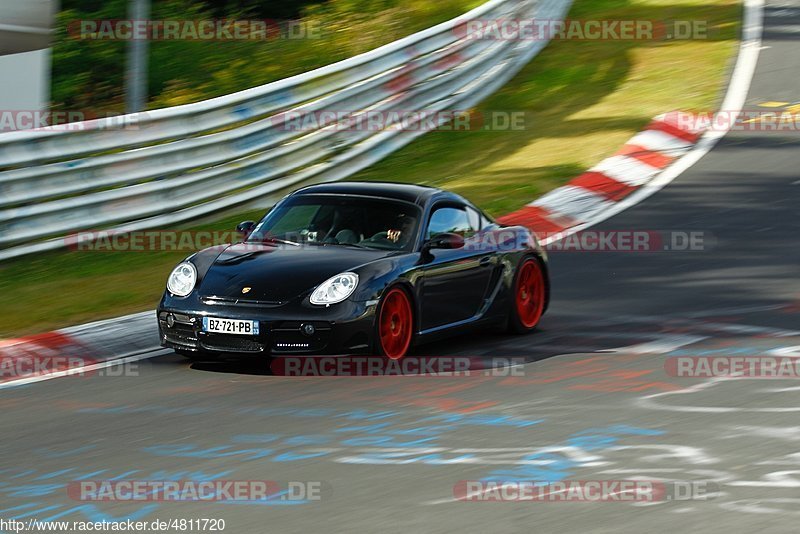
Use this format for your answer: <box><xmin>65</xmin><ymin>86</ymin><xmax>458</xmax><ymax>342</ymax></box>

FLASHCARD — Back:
<box><xmin>197</xmin><ymin>242</ymin><xmax>394</xmax><ymax>302</ymax></box>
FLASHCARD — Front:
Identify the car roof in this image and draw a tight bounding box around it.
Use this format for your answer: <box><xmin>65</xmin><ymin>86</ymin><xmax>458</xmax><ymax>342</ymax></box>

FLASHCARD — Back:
<box><xmin>293</xmin><ymin>181</ymin><xmax>449</xmax><ymax>206</ymax></box>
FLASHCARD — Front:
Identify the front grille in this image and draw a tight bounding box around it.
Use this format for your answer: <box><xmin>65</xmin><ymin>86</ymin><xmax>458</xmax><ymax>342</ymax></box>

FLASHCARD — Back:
<box><xmin>271</xmin><ymin>321</ymin><xmax>332</xmax><ymax>332</ymax></box>
<box><xmin>159</xmin><ymin>314</ymin><xmax>198</xmax><ymax>349</ymax></box>
<box><xmin>163</xmin><ymin>331</ymin><xmax>198</xmax><ymax>349</ymax></box>
<box><xmin>200</xmin><ymin>334</ymin><xmax>264</xmax><ymax>353</ymax></box>
<box><xmin>200</xmin><ymin>296</ymin><xmax>284</xmax><ymax>308</ymax></box>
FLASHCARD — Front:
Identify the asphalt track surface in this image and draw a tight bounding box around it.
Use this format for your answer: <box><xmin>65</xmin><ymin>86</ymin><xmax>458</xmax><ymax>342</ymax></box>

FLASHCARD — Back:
<box><xmin>2</xmin><ymin>3</ymin><xmax>800</xmax><ymax>533</ymax></box>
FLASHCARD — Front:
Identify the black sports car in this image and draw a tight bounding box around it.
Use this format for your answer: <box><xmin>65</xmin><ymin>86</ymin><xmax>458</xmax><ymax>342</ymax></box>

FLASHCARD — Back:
<box><xmin>157</xmin><ymin>182</ymin><xmax>549</xmax><ymax>360</ymax></box>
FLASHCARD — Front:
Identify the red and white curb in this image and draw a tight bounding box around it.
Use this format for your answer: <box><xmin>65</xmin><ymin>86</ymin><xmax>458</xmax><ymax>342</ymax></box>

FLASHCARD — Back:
<box><xmin>497</xmin><ymin>113</ymin><xmax>708</xmax><ymax>236</ymax></box>
<box><xmin>0</xmin><ymin>311</ymin><xmax>164</xmax><ymax>389</ymax></box>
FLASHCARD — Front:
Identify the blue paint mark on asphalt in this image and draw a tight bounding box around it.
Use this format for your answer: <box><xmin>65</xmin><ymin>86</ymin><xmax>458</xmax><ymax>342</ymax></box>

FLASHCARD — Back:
<box><xmin>339</xmin><ymin>436</ymin><xmax>438</xmax><ymax>447</ymax></box>
<box><xmin>485</xmin><ymin>452</ymin><xmax>578</xmax><ymax>483</ymax></box>
<box><xmin>231</xmin><ymin>434</ymin><xmax>281</xmax><ymax>443</ymax></box>
<box><xmin>236</xmin><ymin>406</ymin><xmax>336</xmax><ymax>418</ymax></box>
<box><xmin>146</xmin><ymin>470</ymin><xmax>233</xmax><ymax>481</ymax></box>
<box><xmin>283</xmin><ymin>435</ymin><xmax>332</xmax><ymax>446</ymax></box>
<box><xmin>142</xmin><ymin>444</ymin><xmax>274</xmax><ymax>460</ymax></box>
<box><xmin>7</xmin><ymin>504</ymin><xmax>61</xmax><ymax>519</ymax></box>
<box><xmin>0</xmin><ymin>503</ymin><xmax>39</xmax><ymax>516</ymax></box>
<box><xmin>483</xmin><ymin>425</ymin><xmax>665</xmax><ymax>483</ymax></box>
<box><xmin>107</xmin><ymin>470</ymin><xmax>142</xmax><ymax>480</ymax></box>
<box><xmin>4</xmin><ymin>484</ymin><xmax>64</xmax><ymax>498</ymax></box>
<box><xmin>272</xmin><ymin>451</ymin><xmax>331</xmax><ymax>462</ymax></box>
<box><xmin>0</xmin><ymin>468</ymin><xmax>238</xmax><ymax>523</ymax></box>
<box><xmin>35</xmin><ymin>445</ymin><xmax>98</xmax><ymax>458</ymax></box>
<box><xmin>135</xmin><ymin>407</ymin><xmax>548</xmax><ymax>467</ymax></box>
<box><xmin>9</xmin><ymin>470</ymin><xmax>35</xmax><ymax>480</ymax></box>
<box><xmin>40</xmin><ymin>504</ymin><xmax>160</xmax><ymax>523</ymax></box>
<box><xmin>335</xmin><ymin>410</ymin><xmax>400</xmax><ymax>421</ymax></box>
<box><xmin>421</xmin><ymin>413</ymin><xmax>543</xmax><ymax>428</ymax></box>
<box><xmin>32</xmin><ymin>468</ymin><xmax>76</xmax><ymax>480</ymax></box>
<box><xmin>333</xmin><ymin>422</ymin><xmax>393</xmax><ymax>434</ymax></box>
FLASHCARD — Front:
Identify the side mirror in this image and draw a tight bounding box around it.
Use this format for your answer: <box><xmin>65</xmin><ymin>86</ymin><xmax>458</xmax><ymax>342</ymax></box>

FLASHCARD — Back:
<box><xmin>236</xmin><ymin>220</ymin><xmax>256</xmax><ymax>239</ymax></box>
<box><xmin>422</xmin><ymin>232</ymin><xmax>465</xmax><ymax>251</ymax></box>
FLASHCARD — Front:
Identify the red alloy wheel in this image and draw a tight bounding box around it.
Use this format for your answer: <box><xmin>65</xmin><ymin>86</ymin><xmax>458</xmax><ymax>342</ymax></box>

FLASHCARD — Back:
<box><xmin>378</xmin><ymin>287</ymin><xmax>413</xmax><ymax>360</ymax></box>
<box><xmin>515</xmin><ymin>259</ymin><xmax>545</xmax><ymax>329</ymax></box>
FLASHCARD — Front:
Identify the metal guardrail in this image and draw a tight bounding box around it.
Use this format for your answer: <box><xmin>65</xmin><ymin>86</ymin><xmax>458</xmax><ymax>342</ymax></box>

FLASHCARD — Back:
<box><xmin>0</xmin><ymin>0</ymin><xmax>573</xmax><ymax>261</ymax></box>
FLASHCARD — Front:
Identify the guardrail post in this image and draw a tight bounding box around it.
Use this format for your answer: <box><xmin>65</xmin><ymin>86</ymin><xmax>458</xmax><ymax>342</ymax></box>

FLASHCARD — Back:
<box><xmin>126</xmin><ymin>0</ymin><xmax>150</xmax><ymax>113</ymax></box>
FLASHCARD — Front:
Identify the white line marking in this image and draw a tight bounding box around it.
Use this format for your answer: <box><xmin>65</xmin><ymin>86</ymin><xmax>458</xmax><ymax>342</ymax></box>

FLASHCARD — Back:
<box><xmin>638</xmin><ymin>376</ymin><xmax>800</xmax><ymax>414</ymax></box>
<box><xmin>601</xmin><ymin>334</ymin><xmax>707</xmax><ymax>355</ymax></box>
<box><xmin>0</xmin><ymin>347</ymin><xmax>168</xmax><ymax>390</ymax></box>
<box><xmin>540</xmin><ymin>0</ymin><xmax>764</xmax><ymax>247</ymax></box>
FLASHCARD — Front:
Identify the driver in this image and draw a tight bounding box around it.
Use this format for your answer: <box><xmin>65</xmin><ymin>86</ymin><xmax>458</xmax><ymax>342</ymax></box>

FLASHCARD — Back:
<box><xmin>365</xmin><ymin>213</ymin><xmax>417</xmax><ymax>248</ymax></box>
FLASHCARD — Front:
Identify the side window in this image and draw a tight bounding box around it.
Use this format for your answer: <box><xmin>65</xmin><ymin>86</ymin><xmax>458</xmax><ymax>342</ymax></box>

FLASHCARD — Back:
<box><xmin>466</xmin><ymin>207</ymin><xmax>482</xmax><ymax>231</ymax></box>
<box><xmin>427</xmin><ymin>206</ymin><xmax>475</xmax><ymax>239</ymax></box>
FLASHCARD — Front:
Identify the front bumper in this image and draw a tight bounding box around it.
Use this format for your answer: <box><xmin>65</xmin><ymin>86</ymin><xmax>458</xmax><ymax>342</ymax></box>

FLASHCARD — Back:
<box><xmin>157</xmin><ymin>296</ymin><xmax>377</xmax><ymax>356</ymax></box>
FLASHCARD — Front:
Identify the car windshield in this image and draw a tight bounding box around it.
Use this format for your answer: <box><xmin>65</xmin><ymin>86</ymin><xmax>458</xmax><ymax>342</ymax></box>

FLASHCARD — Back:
<box><xmin>247</xmin><ymin>194</ymin><xmax>422</xmax><ymax>251</ymax></box>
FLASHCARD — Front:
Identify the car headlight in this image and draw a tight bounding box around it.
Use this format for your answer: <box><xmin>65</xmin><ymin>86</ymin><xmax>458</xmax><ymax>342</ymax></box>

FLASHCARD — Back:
<box><xmin>167</xmin><ymin>262</ymin><xmax>197</xmax><ymax>297</ymax></box>
<box><xmin>310</xmin><ymin>272</ymin><xmax>359</xmax><ymax>305</ymax></box>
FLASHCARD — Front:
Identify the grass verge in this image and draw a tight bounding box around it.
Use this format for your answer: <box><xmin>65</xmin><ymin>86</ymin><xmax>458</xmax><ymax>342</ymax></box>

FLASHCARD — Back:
<box><xmin>0</xmin><ymin>0</ymin><xmax>741</xmax><ymax>336</ymax></box>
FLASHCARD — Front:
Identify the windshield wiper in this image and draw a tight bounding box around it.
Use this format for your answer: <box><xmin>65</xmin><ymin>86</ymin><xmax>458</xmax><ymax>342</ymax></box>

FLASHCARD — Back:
<box><xmin>257</xmin><ymin>236</ymin><xmax>301</xmax><ymax>246</ymax></box>
<box><xmin>323</xmin><ymin>242</ymin><xmax>373</xmax><ymax>249</ymax></box>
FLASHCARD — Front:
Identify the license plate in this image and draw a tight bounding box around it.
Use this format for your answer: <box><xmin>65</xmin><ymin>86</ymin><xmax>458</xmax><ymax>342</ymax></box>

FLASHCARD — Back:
<box><xmin>202</xmin><ymin>317</ymin><xmax>260</xmax><ymax>335</ymax></box>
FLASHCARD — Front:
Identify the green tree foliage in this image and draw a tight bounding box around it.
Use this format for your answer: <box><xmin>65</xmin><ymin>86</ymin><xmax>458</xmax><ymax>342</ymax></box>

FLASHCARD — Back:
<box><xmin>51</xmin><ymin>0</ymin><xmax>479</xmax><ymax>114</ymax></box>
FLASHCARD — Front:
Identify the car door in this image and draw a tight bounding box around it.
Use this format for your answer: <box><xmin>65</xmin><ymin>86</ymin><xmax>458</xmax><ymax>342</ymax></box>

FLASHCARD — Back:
<box><xmin>418</xmin><ymin>202</ymin><xmax>496</xmax><ymax>331</ymax></box>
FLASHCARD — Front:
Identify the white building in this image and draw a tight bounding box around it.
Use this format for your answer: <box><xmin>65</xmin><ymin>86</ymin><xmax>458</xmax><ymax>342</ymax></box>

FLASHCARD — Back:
<box><xmin>0</xmin><ymin>0</ymin><xmax>57</xmax><ymax>113</ymax></box>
